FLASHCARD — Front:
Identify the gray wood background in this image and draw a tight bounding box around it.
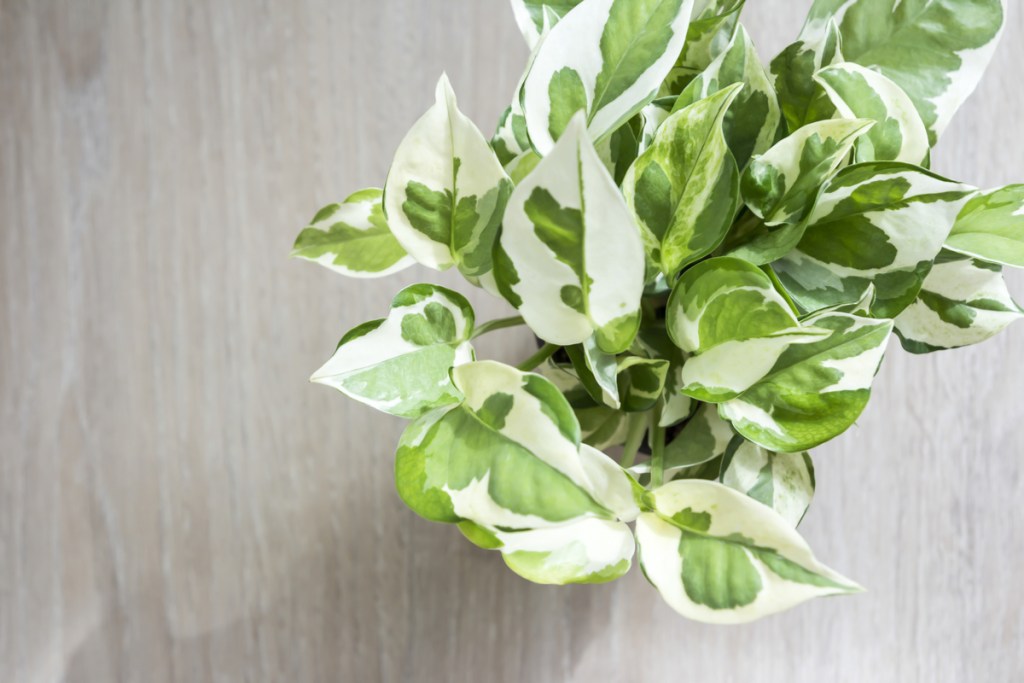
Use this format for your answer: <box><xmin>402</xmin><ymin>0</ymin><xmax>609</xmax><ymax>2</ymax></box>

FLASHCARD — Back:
<box><xmin>2</xmin><ymin>1</ymin><xmax>1022</xmax><ymax>681</ymax></box>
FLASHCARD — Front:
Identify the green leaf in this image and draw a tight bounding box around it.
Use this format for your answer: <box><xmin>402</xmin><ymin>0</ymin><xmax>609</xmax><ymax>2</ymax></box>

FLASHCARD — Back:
<box><xmin>800</xmin><ymin>0</ymin><xmax>1007</xmax><ymax>145</ymax></box>
<box><xmin>623</xmin><ymin>85</ymin><xmax>742</xmax><ymax>277</ymax></box>
<box><xmin>719</xmin><ymin>311</ymin><xmax>894</xmax><ymax>452</ymax></box>
<box><xmin>895</xmin><ymin>250</ymin><xmax>1023</xmax><ymax>353</ymax></box>
<box><xmin>774</xmin><ymin>162</ymin><xmax>975</xmax><ymax>318</ymax></box>
<box><xmin>493</xmin><ymin>9</ymin><xmax>561</xmax><ymax>166</ymax></box>
<box><xmin>565</xmin><ymin>336</ymin><xmax>621</xmax><ymax>408</ymax></box>
<box><xmin>635</xmin><ymin>479</ymin><xmax>859</xmax><ymax>623</ymax></box>
<box><xmin>522</xmin><ymin>0</ymin><xmax>696</xmax><ymax>154</ymax></box>
<box><xmin>814</xmin><ymin>62</ymin><xmax>929</xmax><ymax>165</ymax></box>
<box><xmin>770</xmin><ymin>18</ymin><xmax>844</xmax><ymax>133</ymax></box>
<box><xmin>395</xmin><ymin>360</ymin><xmax>638</xmax><ymax>584</ymax></box>
<box><xmin>741</xmin><ymin>118</ymin><xmax>874</xmax><ymax>227</ymax></box>
<box><xmin>510</xmin><ymin>0</ymin><xmax>584</xmax><ymax>48</ymax></box>
<box><xmin>384</xmin><ymin>75</ymin><xmax>513</xmax><ymax>288</ymax></box>
<box><xmin>666</xmin><ymin>257</ymin><xmax>830</xmax><ymax>402</ymax></box>
<box><xmin>659</xmin><ymin>0</ymin><xmax>745</xmax><ymax>96</ymax></box>
<box><xmin>673</xmin><ymin>25</ymin><xmax>782</xmax><ymax>169</ymax></box>
<box><xmin>311</xmin><ymin>284</ymin><xmax>475</xmax><ymax>418</ymax></box>
<box><xmin>720</xmin><ymin>438</ymin><xmax>815</xmax><ymax>527</ymax></box>
<box><xmin>292</xmin><ymin>189</ymin><xmax>413</xmax><ymax>278</ymax></box>
<box><xmin>945</xmin><ymin>185</ymin><xmax>1024</xmax><ymax>268</ymax></box>
<box><xmin>498</xmin><ymin>114</ymin><xmax>645</xmax><ymax>353</ymax></box>
<box><xmin>664</xmin><ymin>403</ymin><xmax>735</xmax><ymax>476</ymax></box>
<box><xmin>617</xmin><ymin>356</ymin><xmax>670</xmax><ymax>412</ymax></box>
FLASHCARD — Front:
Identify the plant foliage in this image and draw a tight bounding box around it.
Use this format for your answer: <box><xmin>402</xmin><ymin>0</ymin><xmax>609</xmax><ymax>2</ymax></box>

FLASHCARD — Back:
<box><xmin>294</xmin><ymin>0</ymin><xmax>1018</xmax><ymax>623</ymax></box>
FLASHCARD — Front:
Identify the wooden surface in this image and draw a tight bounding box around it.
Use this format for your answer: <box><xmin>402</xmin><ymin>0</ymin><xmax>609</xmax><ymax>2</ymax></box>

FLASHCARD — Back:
<box><xmin>2</xmin><ymin>1</ymin><xmax>1022</xmax><ymax>681</ymax></box>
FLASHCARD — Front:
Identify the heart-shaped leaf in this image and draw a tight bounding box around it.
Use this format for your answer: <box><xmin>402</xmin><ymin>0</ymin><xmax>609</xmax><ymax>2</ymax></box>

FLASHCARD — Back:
<box><xmin>384</xmin><ymin>75</ymin><xmax>513</xmax><ymax>289</ymax></box>
<box><xmin>635</xmin><ymin>479</ymin><xmax>858</xmax><ymax>624</ymax></box>
<box><xmin>292</xmin><ymin>189</ymin><xmax>413</xmax><ymax>278</ymax></box>
<box><xmin>522</xmin><ymin>0</ymin><xmax>696</xmax><ymax>154</ymax></box>
<box><xmin>311</xmin><ymin>284</ymin><xmax>475</xmax><ymax>418</ymax></box>
<box><xmin>498</xmin><ymin>114</ymin><xmax>645</xmax><ymax>352</ymax></box>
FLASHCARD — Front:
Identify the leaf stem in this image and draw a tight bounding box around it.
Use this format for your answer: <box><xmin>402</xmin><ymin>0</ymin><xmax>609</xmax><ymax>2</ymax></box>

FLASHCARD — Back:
<box><xmin>649</xmin><ymin>404</ymin><xmax>666</xmax><ymax>489</ymax></box>
<box><xmin>619</xmin><ymin>412</ymin><xmax>648</xmax><ymax>469</ymax></box>
<box><xmin>515</xmin><ymin>343</ymin><xmax>559</xmax><ymax>372</ymax></box>
<box><xmin>471</xmin><ymin>315</ymin><xmax>526</xmax><ymax>339</ymax></box>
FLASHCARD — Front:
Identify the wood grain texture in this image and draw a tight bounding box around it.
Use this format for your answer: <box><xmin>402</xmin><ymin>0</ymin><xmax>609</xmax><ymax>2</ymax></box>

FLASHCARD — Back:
<box><xmin>1</xmin><ymin>1</ymin><xmax>1021</xmax><ymax>681</ymax></box>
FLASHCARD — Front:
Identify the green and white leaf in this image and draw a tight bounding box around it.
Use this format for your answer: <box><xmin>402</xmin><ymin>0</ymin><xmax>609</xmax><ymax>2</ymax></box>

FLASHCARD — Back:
<box><xmin>814</xmin><ymin>63</ymin><xmax>929</xmax><ymax>165</ymax></box>
<box><xmin>719</xmin><ymin>311</ymin><xmax>894</xmax><ymax>452</ymax></box>
<box><xmin>635</xmin><ymin>479</ymin><xmax>859</xmax><ymax>624</ymax></box>
<box><xmin>666</xmin><ymin>257</ymin><xmax>829</xmax><ymax>403</ymax></box>
<box><xmin>384</xmin><ymin>75</ymin><xmax>513</xmax><ymax>287</ymax></box>
<box><xmin>495</xmin><ymin>515</ymin><xmax>636</xmax><ymax>584</ymax></box>
<box><xmin>770</xmin><ymin>18</ymin><xmax>844</xmax><ymax>133</ymax></box>
<box><xmin>522</xmin><ymin>0</ymin><xmax>695</xmax><ymax>155</ymax></box>
<box><xmin>493</xmin><ymin>9</ymin><xmax>560</xmax><ymax>166</ymax></box>
<box><xmin>664</xmin><ymin>402</ymin><xmax>735</xmax><ymax>477</ymax></box>
<box><xmin>617</xmin><ymin>356</ymin><xmax>670</xmax><ymax>412</ymax></box>
<box><xmin>673</xmin><ymin>25</ymin><xmax>782</xmax><ymax>169</ymax></box>
<box><xmin>945</xmin><ymin>185</ymin><xmax>1024</xmax><ymax>268</ymax></box>
<box><xmin>660</xmin><ymin>364</ymin><xmax>695</xmax><ymax>427</ymax></box>
<box><xmin>720</xmin><ymin>439</ymin><xmax>814</xmax><ymax>527</ymax></box>
<box><xmin>800</xmin><ymin>0</ymin><xmax>1007</xmax><ymax>144</ymax></box>
<box><xmin>623</xmin><ymin>85</ymin><xmax>742</xmax><ymax>277</ymax></box>
<box><xmin>637</xmin><ymin>98</ymin><xmax>676</xmax><ymax>154</ymax></box>
<box><xmin>566</xmin><ymin>336</ymin><xmax>621</xmax><ymax>408</ymax></box>
<box><xmin>895</xmin><ymin>250</ymin><xmax>1023</xmax><ymax>353</ymax></box>
<box><xmin>774</xmin><ymin>162</ymin><xmax>975</xmax><ymax>318</ymax></box>
<box><xmin>292</xmin><ymin>189</ymin><xmax>414</xmax><ymax>278</ymax></box>
<box><xmin>576</xmin><ymin>405</ymin><xmax>631</xmax><ymax>449</ymax></box>
<box><xmin>396</xmin><ymin>361</ymin><xmax>637</xmax><ymax>584</ymax></box>
<box><xmin>498</xmin><ymin>114</ymin><xmax>645</xmax><ymax>352</ymax></box>
<box><xmin>510</xmin><ymin>0</ymin><xmax>582</xmax><ymax>48</ymax></box>
<box><xmin>741</xmin><ymin>118</ymin><xmax>874</xmax><ymax>227</ymax></box>
<box><xmin>595</xmin><ymin>116</ymin><xmax>642</xmax><ymax>185</ymax></box>
<box><xmin>659</xmin><ymin>0</ymin><xmax>745</xmax><ymax>96</ymax></box>
<box><xmin>311</xmin><ymin>284</ymin><xmax>475</xmax><ymax>418</ymax></box>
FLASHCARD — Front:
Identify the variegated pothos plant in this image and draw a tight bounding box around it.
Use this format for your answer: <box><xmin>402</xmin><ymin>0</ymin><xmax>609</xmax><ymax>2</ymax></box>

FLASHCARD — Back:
<box><xmin>293</xmin><ymin>0</ymin><xmax>1020</xmax><ymax>624</ymax></box>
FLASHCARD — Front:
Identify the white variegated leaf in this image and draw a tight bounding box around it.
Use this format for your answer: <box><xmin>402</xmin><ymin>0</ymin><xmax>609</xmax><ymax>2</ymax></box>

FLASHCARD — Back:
<box><xmin>311</xmin><ymin>284</ymin><xmax>475</xmax><ymax>418</ymax></box>
<box><xmin>292</xmin><ymin>188</ymin><xmax>414</xmax><ymax>278</ymax></box>
<box><xmin>673</xmin><ymin>24</ymin><xmax>782</xmax><ymax>169</ymax></box>
<box><xmin>666</xmin><ymin>257</ymin><xmax>829</xmax><ymax>403</ymax></box>
<box><xmin>522</xmin><ymin>0</ymin><xmax>695</xmax><ymax>155</ymax></box>
<box><xmin>510</xmin><ymin>0</ymin><xmax>582</xmax><ymax>49</ymax></box>
<box><xmin>566</xmin><ymin>336</ymin><xmax>621</xmax><ymax>408</ymax></box>
<box><xmin>774</xmin><ymin>162</ymin><xmax>975</xmax><ymax>318</ymax></box>
<box><xmin>815</xmin><ymin>62</ymin><xmax>929</xmax><ymax>165</ymax></box>
<box><xmin>659</xmin><ymin>0</ymin><xmax>745</xmax><ymax>97</ymax></box>
<box><xmin>945</xmin><ymin>185</ymin><xmax>1024</xmax><ymax>268</ymax></box>
<box><xmin>635</xmin><ymin>479</ymin><xmax>859</xmax><ymax>624</ymax></box>
<box><xmin>498</xmin><ymin>114</ymin><xmax>645</xmax><ymax>353</ymax></box>
<box><xmin>623</xmin><ymin>86</ymin><xmax>743</xmax><ymax>278</ymax></box>
<box><xmin>384</xmin><ymin>75</ymin><xmax>513</xmax><ymax>286</ymax></box>
<box><xmin>493</xmin><ymin>9</ymin><xmax>560</xmax><ymax>166</ymax></box>
<box><xmin>800</xmin><ymin>0</ymin><xmax>1007</xmax><ymax>145</ymax></box>
<box><xmin>497</xmin><ymin>517</ymin><xmax>636</xmax><ymax>584</ymax></box>
<box><xmin>720</xmin><ymin>440</ymin><xmax>815</xmax><ymax>527</ymax></box>
<box><xmin>741</xmin><ymin>118</ymin><xmax>874</xmax><ymax>227</ymax></box>
<box><xmin>396</xmin><ymin>361</ymin><xmax>638</xmax><ymax>584</ymax></box>
<box><xmin>895</xmin><ymin>250</ymin><xmax>1023</xmax><ymax>353</ymax></box>
<box><xmin>664</xmin><ymin>402</ymin><xmax>734</xmax><ymax>478</ymax></box>
<box><xmin>719</xmin><ymin>311</ymin><xmax>894</xmax><ymax>452</ymax></box>
<box><xmin>770</xmin><ymin>18</ymin><xmax>844</xmax><ymax>133</ymax></box>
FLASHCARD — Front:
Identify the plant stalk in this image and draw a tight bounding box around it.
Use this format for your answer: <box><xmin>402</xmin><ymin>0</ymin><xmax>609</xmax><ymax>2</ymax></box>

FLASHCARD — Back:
<box><xmin>471</xmin><ymin>315</ymin><xmax>525</xmax><ymax>339</ymax></box>
<box><xmin>619</xmin><ymin>412</ymin><xmax>648</xmax><ymax>469</ymax></box>
<box><xmin>516</xmin><ymin>343</ymin><xmax>559</xmax><ymax>372</ymax></box>
<box><xmin>649</xmin><ymin>404</ymin><xmax>666</xmax><ymax>488</ymax></box>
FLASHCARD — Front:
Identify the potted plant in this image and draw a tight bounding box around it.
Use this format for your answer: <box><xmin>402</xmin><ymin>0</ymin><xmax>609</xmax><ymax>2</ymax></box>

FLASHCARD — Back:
<box><xmin>292</xmin><ymin>0</ymin><xmax>1020</xmax><ymax>623</ymax></box>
